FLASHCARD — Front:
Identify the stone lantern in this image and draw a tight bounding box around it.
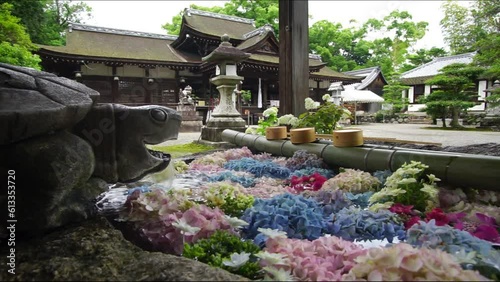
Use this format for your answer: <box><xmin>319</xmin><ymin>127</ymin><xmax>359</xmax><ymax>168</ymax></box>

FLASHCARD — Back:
<box><xmin>200</xmin><ymin>34</ymin><xmax>251</xmax><ymax>142</ymax></box>
<box><xmin>328</xmin><ymin>81</ymin><xmax>344</xmax><ymax>106</ymax></box>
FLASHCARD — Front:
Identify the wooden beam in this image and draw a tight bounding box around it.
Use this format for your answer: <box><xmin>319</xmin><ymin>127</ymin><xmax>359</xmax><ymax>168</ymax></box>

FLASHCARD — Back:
<box><xmin>279</xmin><ymin>0</ymin><xmax>309</xmax><ymax>116</ymax></box>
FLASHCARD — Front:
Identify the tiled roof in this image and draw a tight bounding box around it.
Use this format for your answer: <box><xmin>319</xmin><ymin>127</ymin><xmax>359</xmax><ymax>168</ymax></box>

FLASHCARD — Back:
<box><xmin>344</xmin><ymin>66</ymin><xmax>386</xmax><ymax>90</ymax></box>
<box><xmin>401</xmin><ymin>52</ymin><xmax>476</xmax><ymax>83</ymax></box>
<box><xmin>183</xmin><ymin>8</ymin><xmax>256</xmax><ymax>40</ymax></box>
<box><xmin>69</xmin><ymin>23</ymin><xmax>178</xmax><ymax>40</ymax></box>
<box><xmin>38</xmin><ymin>23</ymin><xmax>188</xmax><ymax>64</ymax></box>
<box><xmin>237</xmin><ymin>29</ymin><xmax>273</xmax><ymax>50</ymax></box>
<box><xmin>311</xmin><ymin>66</ymin><xmax>362</xmax><ymax>82</ymax></box>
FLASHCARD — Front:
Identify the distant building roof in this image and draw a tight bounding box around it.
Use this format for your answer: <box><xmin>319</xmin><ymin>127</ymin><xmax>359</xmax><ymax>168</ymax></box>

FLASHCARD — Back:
<box><xmin>311</xmin><ymin>65</ymin><xmax>362</xmax><ymax>83</ymax></box>
<box><xmin>183</xmin><ymin>8</ymin><xmax>256</xmax><ymax>40</ymax></box>
<box><xmin>344</xmin><ymin>66</ymin><xmax>387</xmax><ymax>90</ymax></box>
<box><xmin>37</xmin><ymin>23</ymin><xmax>191</xmax><ymax>67</ymax></box>
<box><xmin>401</xmin><ymin>52</ymin><xmax>476</xmax><ymax>84</ymax></box>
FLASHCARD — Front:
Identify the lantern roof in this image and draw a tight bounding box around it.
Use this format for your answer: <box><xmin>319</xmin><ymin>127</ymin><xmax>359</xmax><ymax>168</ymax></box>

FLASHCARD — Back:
<box><xmin>202</xmin><ymin>34</ymin><xmax>251</xmax><ymax>64</ymax></box>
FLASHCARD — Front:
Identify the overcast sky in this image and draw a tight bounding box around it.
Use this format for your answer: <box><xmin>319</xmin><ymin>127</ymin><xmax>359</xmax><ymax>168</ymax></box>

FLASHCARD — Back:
<box><xmin>83</xmin><ymin>1</ymin><xmax>454</xmax><ymax>51</ymax></box>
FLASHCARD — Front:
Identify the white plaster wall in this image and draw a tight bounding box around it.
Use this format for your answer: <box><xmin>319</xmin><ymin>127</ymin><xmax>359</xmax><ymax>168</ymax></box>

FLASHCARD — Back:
<box><xmin>408</xmin><ymin>104</ymin><xmax>426</xmax><ymax>112</ymax></box>
<box><xmin>424</xmin><ymin>85</ymin><xmax>431</xmax><ymax>96</ymax></box>
<box><xmin>81</xmin><ymin>63</ymin><xmax>111</xmax><ymax>76</ymax></box>
<box><xmin>408</xmin><ymin>86</ymin><xmax>414</xmax><ymax>103</ymax></box>
<box><xmin>154</xmin><ymin>67</ymin><xmax>175</xmax><ymax>78</ymax></box>
<box><xmin>121</xmin><ymin>65</ymin><xmax>143</xmax><ymax>77</ymax></box>
<box><xmin>478</xmin><ymin>80</ymin><xmax>487</xmax><ymax>101</ymax></box>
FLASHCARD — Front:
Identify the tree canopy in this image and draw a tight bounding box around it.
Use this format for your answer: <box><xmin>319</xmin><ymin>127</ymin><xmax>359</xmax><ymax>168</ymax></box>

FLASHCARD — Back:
<box><xmin>0</xmin><ymin>0</ymin><xmax>92</xmax><ymax>45</ymax></box>
<box><xmin>0</xmin><ymin>3</ymin><xmax>41</xmax><ymax>69</ymax></box>
<box><xmin>422</xmin><ymin>63</ymin><xmax>485</xmax><ymax>127</ymax></box>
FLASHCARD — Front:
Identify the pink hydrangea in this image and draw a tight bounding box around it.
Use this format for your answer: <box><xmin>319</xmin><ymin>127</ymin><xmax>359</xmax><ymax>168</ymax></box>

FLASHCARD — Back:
<box><xmin>139</xmin><ymin>204</ymin><xmax>237</xmax><ymax>255</ymax></box>
<box><xmin>262</xmin><ymin>235</ymin><xmax>367</xmax><ymax>281</ymax></box>
<box><xmin>343</xmin><ymin>243</ymin><xmax>489</xmax><ymax>281</ymax></box>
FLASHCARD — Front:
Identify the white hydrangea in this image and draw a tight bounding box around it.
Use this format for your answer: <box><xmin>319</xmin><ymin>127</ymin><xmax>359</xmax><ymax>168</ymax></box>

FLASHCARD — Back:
<box><xmin>289</xmin><ymin>116</ymin><xmax>300</xmax><ymax>127</ymax></box>
<box><xmin>263</xmin><ymin>107</ymin><xmax>279</xmax><ymax>117</ymax></box>
<box><xmin>278</xmin><ymin>114</ymin><xmax>300</xmax><ymax>126</ymax></box>
<box><xmin>245</xmin><ymin>126</ymin><xmax>258</xmax><ymax>135</ymax></box>
<box><xmin>304</xmin><ymin>98</ymin><xmax>320</xmax><ymax>110</ymax></box>
<box><xmin>222</xmin><ymin>252</ymin><xmax>250</xmax><ymax>268</ymax></box>
<box><xmin>342</xmin><ymin>108</ymin><xmax>352</xmax><ymax>118</ymax></box>
<box><xmin>322</xmin><ymin>93</ymin><xmax>332</xmax><ymax>101</ymax></box>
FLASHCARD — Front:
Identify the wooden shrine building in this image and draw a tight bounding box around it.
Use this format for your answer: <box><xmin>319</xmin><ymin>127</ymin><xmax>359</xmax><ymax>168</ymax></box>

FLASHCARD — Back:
<box><xmin>37</xmin><ymin>8</ymin><xmax>361</xmax><ymax>121</ymax></box>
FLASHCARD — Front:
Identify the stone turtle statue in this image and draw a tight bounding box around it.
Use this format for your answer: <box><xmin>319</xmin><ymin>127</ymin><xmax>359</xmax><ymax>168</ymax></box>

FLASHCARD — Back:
<box><xmin>0</xmin><ymin>63</ymin><xmax>181</xmax><ymax>236</ymax></box>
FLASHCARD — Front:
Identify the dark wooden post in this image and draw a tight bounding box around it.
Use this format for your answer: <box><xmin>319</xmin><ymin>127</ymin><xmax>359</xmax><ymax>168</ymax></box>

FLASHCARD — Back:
<box><xmin>279</xmin><ymin>0</ymin><xmax>309</xmax><ymax>116</ymax></box>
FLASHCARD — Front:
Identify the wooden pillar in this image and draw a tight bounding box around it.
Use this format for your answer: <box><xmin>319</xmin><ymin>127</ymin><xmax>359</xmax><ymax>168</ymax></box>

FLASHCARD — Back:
<box><xmin>111</xmin><ymin>66</ymin><xmax>118</xmax><ymax>103</ymax></box>
<box><xmin>279</xmin><ymin>0</ymin><xmax>309</xmax><ymax>116</ymax></box>
<box><xmin>316</xmin><ymin>80</ymin><xmax>321</xmax><ymax>100</ymax></box>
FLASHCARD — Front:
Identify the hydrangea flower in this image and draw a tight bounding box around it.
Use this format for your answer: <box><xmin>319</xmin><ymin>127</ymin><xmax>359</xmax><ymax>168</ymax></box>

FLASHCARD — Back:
<box><xmin>322</xmin><ymin>168</ymin><xmax>380</xmax><ymax>193</ymax></box>
<box><xmin>208</xmin><ymin>171</ymin><xmax>256</xmax><ymax>187</ymax></box>
<box><xmin>222</xmin><ymin>252</ymin><xmax>250</xmax><ymax>268</ymax></box>
<box><xmin>290</xmin><ymin>167</ymin><xmax>335</xmax><ymax>179</ymax></box>
<box><xmin>325</xmin><ymin>206</ymin><xmax>406</xmax><ymax>242</ymax></box>
<box><xmin>304</xmin><ymin>97</ymin><xmax>320</xmax><ymax>110</ymax></box>
<box><xmin>343</xmin><ymin>243</ymin><xmax>489</xmax><ymax>281</ymax></box>
<box><xmin>172</xmin><ymin>217</ymin><xmax>201</xmax><ymax>235</ymax></box>
<box><xmin>241</xmin><ymin>193</ymin><xmax>326</xmax><ymax>244</ymax></box>
<box><xmin>369</xmin><ymin>161</ymin><xmax>439</xmax><ymax>212</ymax></box>
<box><xmin>263</xmin><ymin>106</ymin><xmax>279</xmax><ymax>117</ymax></box>
<box><xmin>278</xmin><ymin>114</ymin><xmax>299</xmax><ymax>127</ymax></box>
<box><xmin>224</xmin><ymin>157</ymin><xmax>291</xmax><ymax>179</ymax></box>
<box><xmin>407</xmin><ymin>219</ymin><xmax>500</xmax><ymax>268</ymax></box>
<box><xmin>263</xmin><ymin>235</ymin><xmax>367</xmax><ymax>281</ymax></box>
<box><xmin>285</xmin><ymin>150</ymin><xmax>326</xmax><ymax>171</ymax></box>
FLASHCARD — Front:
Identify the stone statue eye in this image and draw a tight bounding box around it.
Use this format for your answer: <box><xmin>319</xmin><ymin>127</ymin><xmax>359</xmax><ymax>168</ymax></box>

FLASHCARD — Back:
<box><xmin>150</xmin><ymin>108</ymin><xmax>167</xmax><ymax>122</ymax></box>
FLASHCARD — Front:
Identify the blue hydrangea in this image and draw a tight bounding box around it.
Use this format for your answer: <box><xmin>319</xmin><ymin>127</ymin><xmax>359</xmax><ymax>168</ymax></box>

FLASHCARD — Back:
<box><xmin>373</xmin><ymin>169</ymin><xmax>392</xmax><ymax>185</ymax></box>
<box><xmin>224</xmin><ymin>157</ymin><xmax>291</xmax><ymax>179</ymax></box>
<box><xmin>324</xmin><ymin>206</ymin><xmax>406</xmax><ymax>243</ymax></box>
<box><xmin>345</xmin><ymin>191</ymin><xmax>375</xmax><ymax>209</ymax></box>
<box><xmin>307</xmin><ymin>190</ymin><xmax>352</xmax><ymax>215</ymax></box>
<box><xmin>285</xmin><ymin>150</ymin><xmax>326</xmax><ymax>171</ymax></box>
<box><xmin>240</xmin><ymin>193</ymin><xmax>325</xmax><ymax>245</ymax></box>
<box><xmin>208</xmin><ymin>171</ymin><xmax>256</xmax><ymax>188</ymax></box>
<box><xmin>407</xmin><ymin>220</ymin><xmax>498</xmax><ymax>261</ymax></box>
<box><xmin>290</xmin><ymin>167</ymin><xmax>335</xmax><ymax>179</ymax></box>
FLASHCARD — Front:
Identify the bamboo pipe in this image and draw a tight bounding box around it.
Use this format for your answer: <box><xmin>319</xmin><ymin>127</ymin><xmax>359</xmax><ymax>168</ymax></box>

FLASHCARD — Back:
<box><xmin>220</xmin><ymin>129</ymin><xmax>500</xmax><ymax>191</ymax></box>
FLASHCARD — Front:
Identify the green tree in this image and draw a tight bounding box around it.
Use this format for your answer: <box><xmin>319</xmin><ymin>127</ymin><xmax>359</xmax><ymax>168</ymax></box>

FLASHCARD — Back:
<box><xmin>222</xmin><ymin>0</ymin><xmax>279</xmax><ymax>36</ymax></box>
<box><xmin>440</xmin><ymin>0</ymin><xmax>476</xmax><ymax>54</ymax></box>
<box><xmin>364</xmin><ymin>10</ymin><xmax>428</xmax><ymax>76</ymax></box>
<box><xmin>0</xmin><ymin>3</ymin><xmax>41</xmax><ymax>69</ymax></box>
<box><xmin>470</xmin><ymin>0</ymin><xmax>500</xmax><ymax>106</ymax></box>
<box><xmin>0</xmin><ymin>0</ymin><xmax>92</xmax><ymax>45</ymax></box>
<box><xmin>423</xmin><ymin>63</ymin><xmax>485</xmax><ymax>127</ymax></box>
<box><xmin>382</xmin><ymin>74</ymin><xmax>410</xmax><ymax>114</ymax></box>
<box><xmin>309</xmin><ymin>20</ymin><xmax>372</xmax><ymax>71</ymax></box>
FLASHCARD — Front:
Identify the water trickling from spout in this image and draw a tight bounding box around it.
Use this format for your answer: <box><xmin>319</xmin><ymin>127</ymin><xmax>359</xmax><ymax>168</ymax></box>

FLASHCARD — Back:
<box><xmin>94</xmin><ymin>158</ymin><xmax>206</xmax><ymax>217</ymax></box>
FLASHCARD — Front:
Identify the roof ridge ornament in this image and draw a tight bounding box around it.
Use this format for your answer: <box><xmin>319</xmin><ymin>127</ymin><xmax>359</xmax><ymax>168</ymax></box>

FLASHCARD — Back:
<box><xmin>68</xmin><ymin>22</ymin><xmax>178</xmax><ymax>40</ymax></box>
<box><xmin>308</xmin><ymin>54</ymin><xmax>322</xmax><ymax>61</ymax></box>
<box><xmin>243</xmin><ymin>24</ymin><xmax>275</xmax><ymax>39</ymax></box>
<box><xmin>185</xmin><ymin>8</ymin><xmax>255</xmax><ymax>25</ymax></box>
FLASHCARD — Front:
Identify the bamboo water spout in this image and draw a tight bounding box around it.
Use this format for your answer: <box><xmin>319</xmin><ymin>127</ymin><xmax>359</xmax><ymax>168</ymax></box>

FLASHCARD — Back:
<box><xmin>221</xmin><ymin>129</ymin><xmax>500</xmax><ymax>191</ymax></box>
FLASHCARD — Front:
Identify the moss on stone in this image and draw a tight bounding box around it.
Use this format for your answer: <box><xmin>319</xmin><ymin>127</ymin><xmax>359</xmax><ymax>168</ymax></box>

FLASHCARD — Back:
<box><xmin>0</xmin><ymin>217</ymin><xmax>248</xmax><ymax>281</ymax></box>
